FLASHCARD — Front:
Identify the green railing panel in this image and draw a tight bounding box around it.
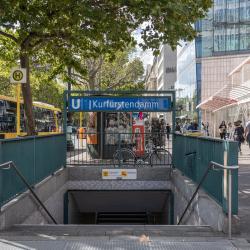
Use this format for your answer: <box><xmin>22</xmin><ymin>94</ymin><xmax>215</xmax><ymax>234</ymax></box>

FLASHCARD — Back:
<box><xmin>173</xmin><ymin>134</ymin><xmax>238</xmax><ymax>214</ymax></box>
<box><xmin>0</xmin><ymin>134</ymin><xmax>66</xmax><ymax>207</ymax></box>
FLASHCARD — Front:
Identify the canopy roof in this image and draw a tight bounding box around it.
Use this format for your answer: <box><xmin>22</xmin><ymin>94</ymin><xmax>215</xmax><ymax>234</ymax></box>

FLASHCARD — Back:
<box><xmin>197</xmin><ymin>84</ymin><xmax>250</xmax><ymax>112</ymax></box>
<box><xmin>197</xmin><ymin>56</ymin><xmax>250</xmax><ymax>112</ymax></box>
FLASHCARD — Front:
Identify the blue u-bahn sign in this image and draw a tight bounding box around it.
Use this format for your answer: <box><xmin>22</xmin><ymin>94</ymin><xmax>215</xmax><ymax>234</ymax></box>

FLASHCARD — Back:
<box><xmin>69</xmin><ymin>96</ymin><xmax>172</xmax><ymax>112</ymax></box>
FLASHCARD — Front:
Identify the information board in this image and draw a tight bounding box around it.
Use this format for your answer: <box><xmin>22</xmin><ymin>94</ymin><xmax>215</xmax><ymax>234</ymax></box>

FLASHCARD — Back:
<box><xmin>102</xmin><ymin>169</ymin><xmax>137</xmax><ymax>180</ymax></box>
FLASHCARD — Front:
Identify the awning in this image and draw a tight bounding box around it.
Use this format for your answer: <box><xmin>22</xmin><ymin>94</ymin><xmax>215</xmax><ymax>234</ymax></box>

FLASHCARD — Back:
<box><xmin>197</xmin><ymin>84</ymin><xmax>250</xmax><ymax>112</ymax></box>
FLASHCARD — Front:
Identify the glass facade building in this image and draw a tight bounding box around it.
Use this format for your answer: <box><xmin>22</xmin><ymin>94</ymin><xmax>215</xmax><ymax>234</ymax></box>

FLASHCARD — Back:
<box><xmin>176</xmin><ymin>41</ymin><xmax>197</xmax><ymax>120</ymax></box>
<box><xmin>177</xmin><ymin>0</ymin><xmax>250</xmax><ymax>125</ymax></box>
<box><xmin>196</xmin><ymin>0</ymin><xmax>250</xmax><ymax>58</ymax></box>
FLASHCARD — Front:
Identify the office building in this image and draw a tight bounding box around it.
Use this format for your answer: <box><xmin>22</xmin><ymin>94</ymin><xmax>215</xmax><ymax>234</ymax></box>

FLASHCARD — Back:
<box><xmin>177</xmin><ymin>0</ymin><xmax>250</xmax><ymax>133</ymax></box>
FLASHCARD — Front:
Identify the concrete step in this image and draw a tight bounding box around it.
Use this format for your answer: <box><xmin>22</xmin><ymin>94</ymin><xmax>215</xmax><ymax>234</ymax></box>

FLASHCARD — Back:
<box><xmin>1</xmin><ymin>224</ymin><xmax>224</xmax><ymax>237</ymax></box>
<box><xmin>1</xmin><ymin>225</ymin><xmax>250</xmax><ymax>250</ymax></box>
<box><xmin>97</xmin><ymin>212</ymin><xmax>148</xmax><ymax>224</ymax></box>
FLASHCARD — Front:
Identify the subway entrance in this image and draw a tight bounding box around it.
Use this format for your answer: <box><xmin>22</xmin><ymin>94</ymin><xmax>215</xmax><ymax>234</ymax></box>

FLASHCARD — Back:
<box><xmin>65</xmin><ymin>90</ymin><xmax>175</xmax><ymax>167</ymax></box>
<box><xmin>65</xmin><ymin>190</ymin><xmax>173</xmax><ymax>225</ymax></box>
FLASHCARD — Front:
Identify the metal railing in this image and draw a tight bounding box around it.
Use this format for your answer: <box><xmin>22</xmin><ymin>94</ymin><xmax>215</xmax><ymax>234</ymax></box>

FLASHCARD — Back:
<box><xmin>173</xmin><ymin>133</ymin><xmax>238</xmax><ymax>214</ymax></box>
<box><xmin>0</xmin><ymin>161</ymin><xmax>57</xmax><ymax>224</ymax></box>
<box><xmin>177</xmin><ymin>161</ymin><xmax>238</xmax><ymax>239</ymax></box>
<box><xmin>0</xmin><ymin>134</ymin><xmax>66</xmax><ymax>207</ymax></box>
<box><xmin>67</xmin><ymin>132</ymin><xmax>173</xmax><ymax>167</ymax></box>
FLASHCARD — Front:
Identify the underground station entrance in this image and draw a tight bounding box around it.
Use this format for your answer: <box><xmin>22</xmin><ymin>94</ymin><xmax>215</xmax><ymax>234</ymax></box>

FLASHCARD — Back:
<box><xmin>65</xmin><ymin>190</ymin><xmax>172</xmax><ymax>225</ymax></box>
<box><xmin>64</xmin><ymin>90</ymin><xmax>175</xmax><ymax>225</ymax></box>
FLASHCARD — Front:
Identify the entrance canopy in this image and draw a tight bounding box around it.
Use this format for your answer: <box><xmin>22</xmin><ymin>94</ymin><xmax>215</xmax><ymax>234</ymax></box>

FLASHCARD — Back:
<box><xmin>197</xmin><ymin>56</ymin><xmax>250</xmax><ymax>112</ymax></box>
<box><xmin>196</xmin><ymin>85</ymin><xmax>250</xmax><ymax>112</ymax></box>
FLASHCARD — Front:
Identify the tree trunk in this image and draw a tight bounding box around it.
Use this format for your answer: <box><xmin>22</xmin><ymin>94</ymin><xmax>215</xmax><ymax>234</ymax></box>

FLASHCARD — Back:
<box><xmin>88</xmin><ymin>74</ymin><xmax>96</xmax><ymax>90</ymax></box>
<box><xmin>67</xmin><ymin>66</ymin><xmax>73</xmax><ymax>124</ymax></box>
<box><xmin>20</xmin><ymin>49</ymin><xmax>36</xmax><ymax>135</ymax></box>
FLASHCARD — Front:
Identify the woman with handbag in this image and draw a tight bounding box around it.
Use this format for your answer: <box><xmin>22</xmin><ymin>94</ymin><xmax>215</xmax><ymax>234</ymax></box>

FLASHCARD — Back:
<box><xmin>219</xmin><ymin>121</ymin><xmax>227</xmax><ymax>139</ymax></box>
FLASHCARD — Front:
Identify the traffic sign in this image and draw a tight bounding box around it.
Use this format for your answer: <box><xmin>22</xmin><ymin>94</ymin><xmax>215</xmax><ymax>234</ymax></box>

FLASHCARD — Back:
<box><xmin>10</xmin><ymin>67</ymin><xmax>27</xmax><ymax>83</ymax></box>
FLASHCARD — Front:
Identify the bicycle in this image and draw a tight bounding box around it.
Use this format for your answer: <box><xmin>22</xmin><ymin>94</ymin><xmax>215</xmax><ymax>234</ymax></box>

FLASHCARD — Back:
<box><xmin>113</xmin><ymin>139</ymin><xmax>172</xmax><ymax>168</ymax></box>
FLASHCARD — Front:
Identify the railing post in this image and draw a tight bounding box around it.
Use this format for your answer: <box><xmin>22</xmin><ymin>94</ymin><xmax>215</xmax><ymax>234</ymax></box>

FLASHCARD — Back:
<box><xmin>228</xmin><ymin>168</ymin><xmax>232</xmax><ymax>239</ymax></box>
<box><xmin>118</xmin><ymin>133</ymin><xmax>121</xmax><ymax>168</ymax></box>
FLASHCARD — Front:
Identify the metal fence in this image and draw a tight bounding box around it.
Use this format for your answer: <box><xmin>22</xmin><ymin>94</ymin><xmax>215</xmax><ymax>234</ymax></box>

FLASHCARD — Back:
<box><xmin>0</xmin><ymin>134</ymin><xmax>66</xmax><ymax>207</ymax></box>
<box><xmin>173</xmin><ymin>133</ymin><xmax>238</xmax><ymax>214</ymax></box>
<box><xmin>67</xmin><ymin>132</ymin><xmax>172</xmax><ymax>167</ymax></box>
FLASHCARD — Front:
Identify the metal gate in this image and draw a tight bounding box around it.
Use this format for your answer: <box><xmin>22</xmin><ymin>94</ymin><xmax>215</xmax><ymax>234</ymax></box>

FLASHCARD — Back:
<box><xmin>64</xmin><ymin>90</ymin><xmax>175</xmax><ymax>167</ymax></box>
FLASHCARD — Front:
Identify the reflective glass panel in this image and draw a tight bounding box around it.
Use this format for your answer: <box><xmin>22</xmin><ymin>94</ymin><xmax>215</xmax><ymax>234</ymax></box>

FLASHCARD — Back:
<box><xmin>214</xmin><ymin>25</ymin><xmax>226</xmax><ymax>51</ymax></box>
<box><xmin>240</xmin><ymin>24</ymin><xmax>250</xmax><ymax>49</ymax></box>
<box><xmin>227</xmin><ymin>0</ymin><xmax>239</xmax><ymax>23</ymax></box>
<box><xmin>214</xmin><ymin>0</ymin><xmax>227</xmax><ymax>23</ymax></box>
<box><xmin>226</xmin><ymin>24</ymin><xmax>239</xmax><ymax>50</ymax></box>
<box><xmin>240</xmin><ymin>0</ymin><xmax>250</xmax><ymax>21</ymax></box>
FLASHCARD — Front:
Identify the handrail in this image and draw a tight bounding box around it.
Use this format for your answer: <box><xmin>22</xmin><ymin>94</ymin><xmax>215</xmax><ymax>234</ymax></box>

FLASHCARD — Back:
<box><xmin>0</xmin><ymin>161</ymin><xmax>57</xmax><ymax>224</ymax></box>
<box><xmin>177</xmin><ymin>160</ymin><xmax>238</xmax><ymax>239</ymax></box>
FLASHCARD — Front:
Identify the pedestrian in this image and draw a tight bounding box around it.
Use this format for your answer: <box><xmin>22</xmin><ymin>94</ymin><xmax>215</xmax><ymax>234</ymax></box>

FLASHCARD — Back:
<box><xmin>245</xmin><ymin>121</ymin><xmax>250</xmax><ymax>148</ymax></box>
<box><xmin>193</xmin><ymin>121</ymin><xmax>198</xmax><ymax>131</ymax></box>
<box><xmin>227</xmin><ymin>122</ymin><xmax>233</xmax><ymax>139</ymax></box>
<box><xmin>175</xmin><ymin>122</ymin><xmax>181</xmax><ymax>133</ymax></box>
<box><xmin>160</xmin><ymin>119</ymin><xmax>166</xmax><ymax>146</ymax></box>
<box><xmin>182</xmin><ymin>121</ymin><xmax>189</xmax><ymax>133</ymax></box>
<box><xmin>166</xmin><ymin>123</ymin><xmax>171</xmax><ymax>140</ymax></box>
<box><xmin>219</xmin><ymin>121</ymin><xmax>227</xmax><ymax>139</ymax></box>
<box><xmin>201</xmin><ymin>122</ymin><xmax>206</xmax><ymax>136</ymax></box>
<box><xmin>206</xmin><ymin>122</ymin><xmax>210</xmax><ymax>136</ymax></box>
<box><xmin>233</xmin><ymin>120</ymin><xmax>245</xmax><ymax>153</ymax></box>
<box><xmin>187</xmin><ymin>122</ymin><xmax>194</xmax><ymax>131</ymax></box>
<box><xmin>151</xmin><ymin>118</ymin><xmax>161</xmax><ymax>146</ymax></box>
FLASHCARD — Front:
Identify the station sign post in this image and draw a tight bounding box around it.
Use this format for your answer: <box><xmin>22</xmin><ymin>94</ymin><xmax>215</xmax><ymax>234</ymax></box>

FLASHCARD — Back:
<box><xmin>10</xmin><ymin>68</ymin><xmax>27</xmax><ymax>136</ymax></box>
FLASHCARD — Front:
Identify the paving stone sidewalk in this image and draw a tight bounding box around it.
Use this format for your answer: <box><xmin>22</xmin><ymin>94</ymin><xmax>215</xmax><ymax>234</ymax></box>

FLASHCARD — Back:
<box><xmin>238</xmin><ymin>143</ymin><xmax>250</xmax><ymax>242</ymax></box>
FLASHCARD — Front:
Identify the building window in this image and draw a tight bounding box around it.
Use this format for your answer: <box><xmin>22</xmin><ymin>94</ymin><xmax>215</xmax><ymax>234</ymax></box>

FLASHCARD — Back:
<box><xmin>214</xmin><ymin>25</ymin><xmax>226</xmax><ymax>51</ymax></box>
<box><xmin>227</xmin><ymin>0</ymin><xmax>239</xmax><ymax>23</ymax></box>
<box><xmin>226</xmin><ymin>24</ymin><xmax>239</xmax><ymax>51</ymax></box>
<box><xmin>240</xmin><ymin>0</ymin><xmax>250</xmax><ymax>21</ymax></box>
<box><xmin>240</xmin><ymin>24</ymin><xmax>250</xmax><ymax>49</ymax></box>
<box><xmin>214</xmin><ymin>0</ymin><xmax>227</xmax><ymax>23</ymax></box>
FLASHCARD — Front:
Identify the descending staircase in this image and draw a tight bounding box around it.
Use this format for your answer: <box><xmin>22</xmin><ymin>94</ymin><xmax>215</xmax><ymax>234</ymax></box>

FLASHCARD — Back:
<box><xmin>96</xmin><ymin>212</ymin><xmax>148</xmax><ymax>224</ymax></box>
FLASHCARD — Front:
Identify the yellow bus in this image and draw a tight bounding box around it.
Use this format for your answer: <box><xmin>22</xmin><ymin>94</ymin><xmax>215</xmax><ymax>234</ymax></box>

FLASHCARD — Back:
<box><xmin>0</xmin><ymin>95</ymin><xmax>61</xmax><ymax>139</ymax></box>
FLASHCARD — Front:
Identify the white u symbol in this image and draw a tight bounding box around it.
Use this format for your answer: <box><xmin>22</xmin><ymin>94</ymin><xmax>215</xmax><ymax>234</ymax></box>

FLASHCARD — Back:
<box><xmin>71</xmin><ymin>98</ymin><xmax>80</xmax><ymax>109</ymax></box>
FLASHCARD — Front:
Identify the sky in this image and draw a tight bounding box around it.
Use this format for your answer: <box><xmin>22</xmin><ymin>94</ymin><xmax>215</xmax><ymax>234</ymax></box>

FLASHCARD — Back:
<box><xmin>130</xmin><ymin>29</ymin><xmax>154</xmax><ymax>71</ymax></box>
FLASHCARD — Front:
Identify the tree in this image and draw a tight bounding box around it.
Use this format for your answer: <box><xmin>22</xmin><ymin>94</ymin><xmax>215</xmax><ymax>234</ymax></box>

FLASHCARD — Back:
<box><xmin>0</xmin><ymin>0</ymin><xmax>212</xmax><ymax>134</ymax></box>
<box><xmin>100</xmin><ymin>51</ymin><xmax>144</xmax><ymax>90</ymax></box>
<box><xmin>69</xmin><ymin>48</ymin><xmax>144</xmax><ymax>90</ymax></box>
<box><xmin>0</xmin><ymin>59</ymin><xmax>15</xmax><ymax>96</ymax></box>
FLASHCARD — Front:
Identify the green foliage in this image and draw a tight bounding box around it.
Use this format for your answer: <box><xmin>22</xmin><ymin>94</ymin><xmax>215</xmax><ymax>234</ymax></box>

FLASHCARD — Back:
<box><xmin>1</xmin><ymin>0</ymin><xmax>212</xmax><ymax>56</ymax></box>
<box><xmin>30</xmin><ymin>68</ymin><xmax>64</xmax><ymax>109</ymax></box>
<box><xmin>0</xmin><ymin>0</ymin><xmax>212</xmax><ymax>131</ymax></box>
<box><xmin>100</xmin><ymin>50</ymin><xmax>144</xmax><ymax>90</ymax></box>
<box><xmin>0</xmin><ymin>58</ymin><xmax>16</xmax><ymax>96</ymax></box>
<box><xmin>0</xmin><ymin>56</ymin><xmax>64</xmax><ymax>108</ymax></box>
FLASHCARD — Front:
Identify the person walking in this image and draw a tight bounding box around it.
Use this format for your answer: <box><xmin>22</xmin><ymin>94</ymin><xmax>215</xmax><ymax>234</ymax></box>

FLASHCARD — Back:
<box><xmin>219</xmin><ymin>121</ymin><xmax>227</xmax><ymax>139</ymax></box>
<box><xmin>175</xmin><ymin>122</ymin><xmax>181</xmax><ymax>133</ymax></box>
<box><xmin>245</xmin><ymin>121</ymin><xmax>250</xmax><ymax>148</ymax></box>
<box><xmin>233</xmin><ymin>120</ymin><xmax>245</xmax><ymax>153</ymax></box>
<box><xmin>227</xmin><ymin>122</ymin><xmax>233</xmax><ymax>139</ymax></box>
<box><xmin>166</xmin><ymin>123</ymin><xmax>171</xmax><ymax>140</ymax></box>
<box><xmin>160</xmin><ymin>119</ymin><xmax>166</xmax><ymax>147</ymax></box>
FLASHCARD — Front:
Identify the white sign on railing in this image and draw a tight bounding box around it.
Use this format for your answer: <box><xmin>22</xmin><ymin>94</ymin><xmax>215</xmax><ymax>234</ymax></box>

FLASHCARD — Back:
<box><xmin>102</xmin><ymin>169</ymin><xmax>137</xmax><ymax>180</ymax></box>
